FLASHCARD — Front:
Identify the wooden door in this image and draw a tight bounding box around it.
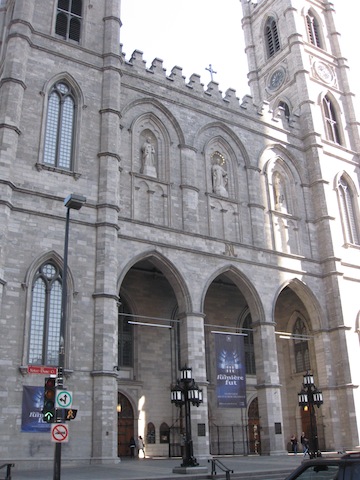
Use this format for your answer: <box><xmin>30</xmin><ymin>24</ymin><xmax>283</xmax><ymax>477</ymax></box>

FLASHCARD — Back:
<box><xmin>117</xmin><ymin>393</ymin><xmax>134</xmax><ymax>457</ymax></box>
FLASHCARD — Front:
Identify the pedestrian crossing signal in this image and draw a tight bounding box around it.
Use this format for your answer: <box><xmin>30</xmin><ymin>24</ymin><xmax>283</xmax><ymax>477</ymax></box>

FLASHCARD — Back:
<box><xmin>43</xmin><ymin>377</ymin><xmax>56</xmax><ymax>423</ymax></box>
<box><xmin>65</xmin><ymin>409</ymin><xmax>77</xmax><ymax>421</ymax></box>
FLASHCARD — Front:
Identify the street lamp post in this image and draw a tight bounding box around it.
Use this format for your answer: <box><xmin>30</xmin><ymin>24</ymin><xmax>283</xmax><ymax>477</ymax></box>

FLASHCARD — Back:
<box><xmin>298</xmin><ymin>371</ymin><xmax>323</xmax><ymax>459</ymax></box>
<box><xmin>54</xmin><ymin>194</ymin><xmax>86</xmax><ymax>480</ymax></box>
<box><xmin>171</xmin><ymin>365</ymin><xmax>203</xmax><ymax>468</ymax></box>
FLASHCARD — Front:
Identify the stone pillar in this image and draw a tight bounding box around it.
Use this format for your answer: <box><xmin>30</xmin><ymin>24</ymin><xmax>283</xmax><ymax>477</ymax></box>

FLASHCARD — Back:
<box><xmin>253</xmin><ymin>320</ymin><xmax>286</xmax><ymax>455</ymax></box>
<box><xmin>91</xmin><ymin>2</ymin><xmax>122</xmax><ymax>464</ymax></box>
<box><xmin>180</xmin><ymin>146</ymin><xmax>200</xmax><ymax>233</ymax></box>
<box><xmin>246</xmin><ymin>166</ymin><xmax>266</xmax><ymax>247</ymax></box>
<box><xmin>0</xmin><ymin>0</ymin><xmax>34</xmax><ymax>304</ymax></box>
<box><xmin>179</xmin><ymin>312</ymin><xmax>210</xmax><ymax>459</ymax></box>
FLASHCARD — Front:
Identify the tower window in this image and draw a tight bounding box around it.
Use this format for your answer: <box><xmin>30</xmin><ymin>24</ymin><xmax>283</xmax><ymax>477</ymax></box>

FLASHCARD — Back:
<box><xmin>338</xmin><ymin>176</ymin><xmax>360</xmax><ymax>245</ymax></box>
<box><xmin>306</xmin><ymin>12</ymin><xmax>322</xmax><ymax>48</ymax></box>
<box><xmin>29</xmin><ymin>262</ymin><xmax>62</xmax><ymax>366</ymax></box>
<box><xmin>265</xmin><ymin>17</ymin><xmax>280</xmax><ymax>58</ymax></box>
<box><xmin>322</xmin><ymin>95</ymin><xmax>342</xmax><ymax>145</ymax></box>
<box><xmin>55</xmin><ymin>0</ymin><xmax>82</xmax><ymax>42</ymax></box>
<box><xmin>279</xmin><ymin>101</ymin><xmax>290</xmax><ymax>122</ymax></box>
<box><xmin>43</xmin><ymin>81</ymin><xmax>76</xmax><ymax>170</ymax></box>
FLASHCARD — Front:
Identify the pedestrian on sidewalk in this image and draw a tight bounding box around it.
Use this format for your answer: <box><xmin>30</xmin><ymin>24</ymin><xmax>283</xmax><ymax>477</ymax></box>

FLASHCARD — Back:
<box><xmin>129</xmin><ymin>436</ymin><xmax>136</xmax><ymax>458</ymax></box>
<box><xmin>138</xmin><ymin>435</ymin><xmax>145</xmax><ymax>458</ymax></box>
<box><xmin>302</xmin><ymin>436</ymin><xmax>310</xmax><ymax>457</ymax></box>
<box><xmin>290</xmin><ymin>434</ymin><xmax>298</xmax><ymax>454</ymax></box>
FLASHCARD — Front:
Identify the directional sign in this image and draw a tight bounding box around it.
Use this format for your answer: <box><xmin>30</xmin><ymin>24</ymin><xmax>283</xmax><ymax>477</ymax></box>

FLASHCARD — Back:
<box><xmin>55</xmin><ymin>390</ymin><xmax>73</xmax><ymax>409</ymax></box>
<box><xmin>51</xmin><ymin>423</ymin><xmax>69</xmax><ymax>443</ymax></box>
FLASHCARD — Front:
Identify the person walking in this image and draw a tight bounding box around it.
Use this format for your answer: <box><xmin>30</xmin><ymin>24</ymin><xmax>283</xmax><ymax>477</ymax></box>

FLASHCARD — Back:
<box><xmin>129</xmin><ymin>436</ymin><xmax>136</xmax><ymax>458</ymax></box>
<box><xmin>138</xmin><ymin>435</ymin><xmax>145</xmax><ymax>458</ymax></box>
<box><xmin>290</xmin><ymin>434</ymin><xmax>298</xmax><ymax>454</ymax></box>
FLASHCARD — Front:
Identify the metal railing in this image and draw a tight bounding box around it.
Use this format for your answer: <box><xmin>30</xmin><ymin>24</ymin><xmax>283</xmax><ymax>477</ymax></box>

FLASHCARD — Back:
<box><xmin>208</xmin><ymin>458</ymin><xmax>234</xmax><ymax>480</ymax></box>
<box><xmin>0</xmin><ymin>463</ymin><xmax>14</xmax><ymax>480</ymax></box>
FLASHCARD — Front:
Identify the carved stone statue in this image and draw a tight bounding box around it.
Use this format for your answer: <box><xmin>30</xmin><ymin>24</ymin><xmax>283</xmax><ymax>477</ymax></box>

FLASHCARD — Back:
<box><xmin>141</xmin><ymin>136</ymin><xmax>157</xmax><ymax>177</ymax></box>
<box><xmin>212</xmin><ymin>158</ymin><xmax>228</xmax><ymax>197</ymax></box>
<box><xmin>273</xmin><ymin>172</ymin><xmax>288</xmax><ymax>212</ymax></box>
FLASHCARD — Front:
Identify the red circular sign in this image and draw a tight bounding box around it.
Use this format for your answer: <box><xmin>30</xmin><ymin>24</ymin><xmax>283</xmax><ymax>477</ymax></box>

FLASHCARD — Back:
<box><xmin>51</xmin><ymin>424</ymin><xmax>69</xmax><ymax>443</ymax></box>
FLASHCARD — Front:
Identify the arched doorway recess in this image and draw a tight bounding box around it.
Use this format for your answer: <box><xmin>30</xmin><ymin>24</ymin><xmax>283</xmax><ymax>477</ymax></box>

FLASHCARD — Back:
<box><xmin>117</xmin><ymin>392</ymin><xmax>134</xmax><ymax>457</ymax></box>
<box><xmin>248</xmin><ymin>397</ymin><xmax>261</xmax><ymax>454</ymax></box>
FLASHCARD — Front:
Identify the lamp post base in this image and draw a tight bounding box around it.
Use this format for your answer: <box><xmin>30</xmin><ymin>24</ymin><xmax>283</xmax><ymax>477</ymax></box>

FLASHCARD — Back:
<box><xmin>172</xmin><ymin>465</ymin><xmax>208</xmax><ymax>475</ymax></box>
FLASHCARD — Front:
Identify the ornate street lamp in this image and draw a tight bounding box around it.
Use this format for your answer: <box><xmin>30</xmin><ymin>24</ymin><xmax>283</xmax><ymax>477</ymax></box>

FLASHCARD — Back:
<box><xmin>298</xmin><ymin>371</ymin><xmax>323</xmax><ymax>458</ymax></box>
<box><xmin>171</xmin><ymin>365</ymin><xmax>203</xmax><ymax>468</ymax></box>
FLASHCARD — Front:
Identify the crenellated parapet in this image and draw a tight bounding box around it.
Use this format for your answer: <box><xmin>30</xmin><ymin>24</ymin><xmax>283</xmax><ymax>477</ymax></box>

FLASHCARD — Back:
<box><xmin>121</xmin><ymin>47</ymin><xmax>297</xmax><ymax>129</ymax></box>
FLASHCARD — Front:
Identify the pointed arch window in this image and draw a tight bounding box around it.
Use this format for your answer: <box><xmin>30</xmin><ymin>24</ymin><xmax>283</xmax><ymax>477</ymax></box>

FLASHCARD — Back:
<box><xmin>279</xmin><ymin>101</ymin><xmax>290</xmax><ymax>122</ymax></box>
<box><xmin>43</xmin><ymin>81</ymin><xmax>76</xmax><ymax>170</ymax></box>
<box><xmin>323</xmin><ymin>95</ymin><xmax>342</xmax><ymax>145</ymax></box>
<box><xmin>265</xmin><ymin>17</ymin><xmax>280</xmax><ymax>58</ymax></box>
<box><xmin>146</xmin><ymin>422</ymin><xmax>156</xmax><ymax>444</ymax></box>
<box><xmin>118</xmin><ymin>298</ymin><xmax>133</xmax><ymax>368</ymax></box>
<box><xmin>28</xmin><ymin>262</ymin><xmax>62</xmax><ymax>366</ymax></box>
<box><xmin>293</xmin><ymin>318</ymin><xmax>310</xmax><ymax>373</ymax></box>
<box><xmin>306</xmin><ymin>12</ymin><xmax>322</xmax><ymax>48</ymax></box>
<box><xmin>338</xmin><ymin>176</ymin><xmax>360</xmax><ymax>245</ymax></box>
<box><xmin>55</xmin><ymin>0</ymin><xmax>82</xmax><ymax>42</ymax></box>
<box><xmin>159</xmin><ymin>422</ymin><xmax>170</xmax><ymax>444</ymax></box>
<box><xmin>241</xmin><ymin>312</ymin><xmax>256</xmax><ymax>375</ymax></box>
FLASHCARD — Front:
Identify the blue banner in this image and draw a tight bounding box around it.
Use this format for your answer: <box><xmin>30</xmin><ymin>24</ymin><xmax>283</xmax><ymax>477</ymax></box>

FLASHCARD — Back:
<box><xmin>215</xmin><ymin>333</ymin><xmax>246</xmax><ymax>408</ymax></box>
<box><xmin>21</xmin><ymin>386</ymin><xmax>50</xmax><ymax>432</ymax></box>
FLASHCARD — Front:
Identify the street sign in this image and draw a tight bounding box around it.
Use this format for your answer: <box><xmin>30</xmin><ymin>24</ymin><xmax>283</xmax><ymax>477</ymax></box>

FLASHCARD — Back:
<box><xmin>51</xmin><ymin>424</ymin><xmax>69</xmax><ymax>443</ymax></box>
<box><xmin>55</xmin><ymin>390</ymin><xmax>73</xmax><ymax>409</ymax></box>
<box><xmin>28</xmin><ymin>365</ymin><xmax>57</xmax><ymax>375</ymax></box>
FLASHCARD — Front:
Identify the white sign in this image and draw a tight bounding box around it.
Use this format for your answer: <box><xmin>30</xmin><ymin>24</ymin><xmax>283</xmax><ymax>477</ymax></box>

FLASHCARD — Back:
<box><xmin>55</xmin><ymin>390</ymin><xmax>73</xmax><ymax>409</ymax></box>
<box><xmin>51</xmin><ymin>424</ymin><xmax>69</xmax><ymax>443</ymax></box>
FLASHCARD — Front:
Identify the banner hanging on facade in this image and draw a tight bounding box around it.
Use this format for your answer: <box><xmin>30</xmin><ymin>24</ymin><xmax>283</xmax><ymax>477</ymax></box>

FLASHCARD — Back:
<box><xmin>21</xmin><ymin>386</ymin><xmax>50</xmax><ymax>432</ymax></box>
<box><xmin>215</xmin><ymin>333</ymin><xmax>246</xmax><ymax>408</ymax></box>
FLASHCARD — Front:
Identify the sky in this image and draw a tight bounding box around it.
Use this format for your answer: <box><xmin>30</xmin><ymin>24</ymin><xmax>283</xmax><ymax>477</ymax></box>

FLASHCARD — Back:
<box><xmin>120</xmin><ymin>0</ymin><xmax>360</xmax><ymax>109</ymax></box>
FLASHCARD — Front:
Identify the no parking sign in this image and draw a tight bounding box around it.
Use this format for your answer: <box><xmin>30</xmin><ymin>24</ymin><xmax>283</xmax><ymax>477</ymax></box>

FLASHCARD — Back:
<box><xmin>51</xmin><ymin>423</ymin><xmax>69</xmax><ymax>443</ymax></box>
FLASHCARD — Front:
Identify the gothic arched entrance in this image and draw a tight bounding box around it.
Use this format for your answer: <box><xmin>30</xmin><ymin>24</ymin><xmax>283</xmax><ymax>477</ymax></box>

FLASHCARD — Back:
<box><xmin>117</xmin><ymin>392</ymin><xmax>134</xmax><ymax>457</ymax></box>
<box><xmin>248</xmin><ymin>397</ymin><xmax>261</xmax><ymax>454</ymax></box>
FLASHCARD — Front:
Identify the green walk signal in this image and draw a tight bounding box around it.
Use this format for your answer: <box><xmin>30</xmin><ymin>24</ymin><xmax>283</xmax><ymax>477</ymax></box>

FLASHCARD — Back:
<box><xmin>42</xmin><ymin>377</ymin><xmax>56</xmax><ymax>423</ymax></box>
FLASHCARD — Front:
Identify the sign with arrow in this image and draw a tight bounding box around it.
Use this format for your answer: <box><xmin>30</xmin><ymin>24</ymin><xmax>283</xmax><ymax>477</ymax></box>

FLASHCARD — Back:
<box><xmin>55</xmin><ymin>390</ymin><xmax>73</xmax><ymax>409</ymax></box>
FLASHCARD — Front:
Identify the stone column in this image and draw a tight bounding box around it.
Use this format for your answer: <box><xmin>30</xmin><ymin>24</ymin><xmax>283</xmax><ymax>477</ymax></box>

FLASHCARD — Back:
<box><xmin>0</xmin><ymin>0</ymin><xmax>34</xmax><ymax>308</ymax></box>
<box><xmin>246</xmin><ymin>166</ymin><xmax>266</xmax><ymax>247</ymax></box>
<box><xmin>178</xmin><ymin>312</ymin><xmax>210</xmax><ymax>459</ymax></box>
<box><xmin>91</xmin><ymin>2</ymin><xmax>122</xmax><ymax>464</ymax></box>
<box><xmin>180</xmin><ymin>146</ymin><xmax>200</xmax><ymax>233</ymax></box>
<box><xmin>253</xmin><ymin>320</ymin><xmax>286</xmax><ymax>455</ymax></box>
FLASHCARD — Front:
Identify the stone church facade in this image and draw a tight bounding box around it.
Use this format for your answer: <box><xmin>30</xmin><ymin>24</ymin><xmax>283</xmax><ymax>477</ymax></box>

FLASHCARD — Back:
<box><xmin>0</xmin><ymin>0</ymin><xmax>359</xmax><ymax>468</ymax></box>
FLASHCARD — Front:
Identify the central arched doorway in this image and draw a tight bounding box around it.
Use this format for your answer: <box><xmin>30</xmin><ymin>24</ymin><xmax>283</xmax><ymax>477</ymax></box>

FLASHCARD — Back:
<box><xmin>117</xmin><ymin>392</ymin><xmax>134</xmax><ymax>457</ymax></box>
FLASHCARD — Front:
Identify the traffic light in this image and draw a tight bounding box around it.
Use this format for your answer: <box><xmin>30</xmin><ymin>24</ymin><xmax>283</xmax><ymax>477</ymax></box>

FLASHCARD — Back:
<box><xmin>42</xmin><ymin>377</ymin><xmax>56</xmax><ymax>423</ymax></box>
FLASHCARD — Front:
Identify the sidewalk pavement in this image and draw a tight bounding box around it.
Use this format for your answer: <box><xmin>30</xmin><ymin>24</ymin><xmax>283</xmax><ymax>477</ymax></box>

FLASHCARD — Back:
<box><xmin>9</xmin><ymin>454</ymin><xmax>305</xmax><ymax>480</ymax></box>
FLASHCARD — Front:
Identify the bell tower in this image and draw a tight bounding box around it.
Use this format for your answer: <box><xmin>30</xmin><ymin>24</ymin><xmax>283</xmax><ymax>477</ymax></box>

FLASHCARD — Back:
<box><xmin>241</xmin><ymin>0</ymin><xmax>360</xmax><ymax>452</ymax></box>
<box><xmin>241</xmin><ymin>0</ymin><xmax>360</xmax><ymax>151</ymax></box>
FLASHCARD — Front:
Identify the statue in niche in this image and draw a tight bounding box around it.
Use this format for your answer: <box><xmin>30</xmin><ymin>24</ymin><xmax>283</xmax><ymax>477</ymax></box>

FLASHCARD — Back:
<box><xmin>273</xmin><ymin>172</ymin><xmax>288</xmax><ymax>212</ymax></box>
<box><xmin>141</xmin><ymin>136</ymin><xmax>157</xmax><ymax>177</ymax></box>
<box><xmin>212</xmin><ymin>156</ymin><xmax>228</xmax><ymax>197</ymax></box>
